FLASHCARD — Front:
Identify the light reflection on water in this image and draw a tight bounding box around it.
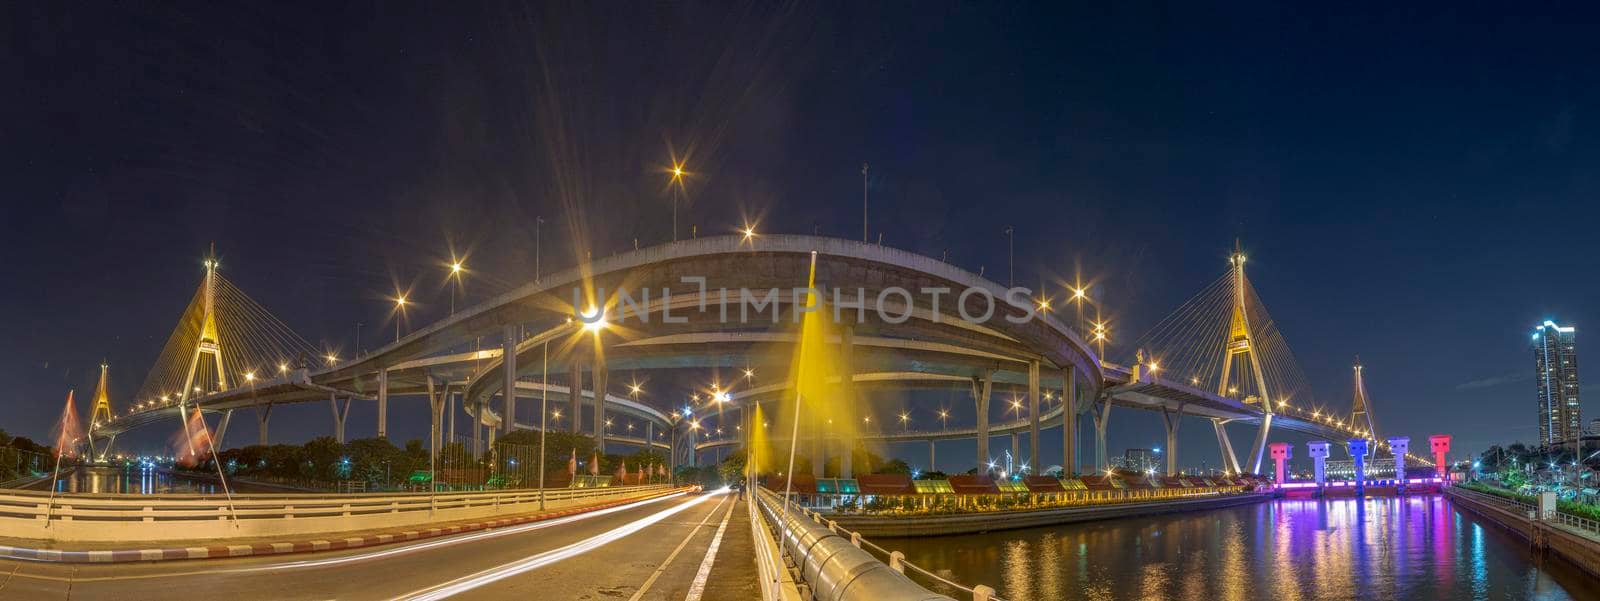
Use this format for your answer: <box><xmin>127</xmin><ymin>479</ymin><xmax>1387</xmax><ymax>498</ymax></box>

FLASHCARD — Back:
<box><xmin>39</xmin><ymin>466</ymin><xmax>260</xmax><ymax>494</ymax></box>
<box><xmin>882</xmin><ymin>496</ymin><xmax>1600</xmax><ymax>600</ymax></box>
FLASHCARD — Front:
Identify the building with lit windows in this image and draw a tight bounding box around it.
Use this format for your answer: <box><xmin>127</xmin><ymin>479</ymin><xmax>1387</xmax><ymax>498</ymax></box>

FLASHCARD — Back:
<box><xmin>1534</xmin><ymin>320</ymin><xmax>1581</xmax><ymax>447</ymax></box>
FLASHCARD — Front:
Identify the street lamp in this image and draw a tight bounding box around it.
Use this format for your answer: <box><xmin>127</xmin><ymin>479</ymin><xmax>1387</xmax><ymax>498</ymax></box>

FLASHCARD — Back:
<box><xmin>939</xmin><ymin>409</ymin><xmax>949</xmax><ymax>431</ymax></box>
<box><xmin>393</xmin><ymin>294</ymin><xmax>409</xmax><ymax>342</ymax></box>
<box><xmin>447</xmin><ymin>259</ymin><xmax>465</xmax><ymax>316</ymax></box>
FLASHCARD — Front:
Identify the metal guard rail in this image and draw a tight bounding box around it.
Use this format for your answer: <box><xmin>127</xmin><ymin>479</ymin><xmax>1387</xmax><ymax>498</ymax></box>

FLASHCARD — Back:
<box><xmin>1453</xmin><ymin>485</ymin><xmax>1600</xmax><ymax>540</ymax></box>
<box><xmin>0</xmin><ymin>484</ymin><xmax>674</xmax><ymax>522</ymax></box>
<box><xmin>754</xmin><ymin>487</ymin><xmax>968</xmax><ymax>601</ymax></box>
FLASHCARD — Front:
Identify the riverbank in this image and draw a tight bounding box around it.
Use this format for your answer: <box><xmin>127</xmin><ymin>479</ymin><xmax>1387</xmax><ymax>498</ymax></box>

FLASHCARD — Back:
<box><xmin>832</xmin><ymin>491</ymin><xmax>1272</xmax><ymax>537</ymax></box>
<box><xmin>1445</xmin><ymin>485</ymin><xmax>1600</xmax><ymax>578</ymax></box>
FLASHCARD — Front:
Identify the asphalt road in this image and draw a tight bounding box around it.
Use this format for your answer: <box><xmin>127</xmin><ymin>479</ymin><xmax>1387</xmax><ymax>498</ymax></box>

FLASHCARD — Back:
<box><xmin>0</xmin><ymin>489</ymin><xmax>760</xmax><ymax>600</ymax></box>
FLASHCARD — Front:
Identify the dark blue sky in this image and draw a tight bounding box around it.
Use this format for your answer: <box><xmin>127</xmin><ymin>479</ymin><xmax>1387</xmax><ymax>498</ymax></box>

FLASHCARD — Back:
<box><xmin>3</xmin><ymin>2</ymin><xmax>1596</xmax><ymax>467</ymax></box>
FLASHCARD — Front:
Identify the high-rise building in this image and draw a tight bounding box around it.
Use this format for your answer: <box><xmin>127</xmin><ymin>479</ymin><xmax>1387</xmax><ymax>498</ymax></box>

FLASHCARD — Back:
<box><xmin>1534</xmin><ymin>320</ymin><xmax>1581</xmax><ymax>447</ymax></box>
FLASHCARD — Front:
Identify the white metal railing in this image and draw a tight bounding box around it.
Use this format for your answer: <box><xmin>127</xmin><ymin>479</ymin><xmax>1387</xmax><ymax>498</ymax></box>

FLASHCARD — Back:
<box><xmin>0</xmin><ymin>484</ymin><xmax>673</xmax><ymax>523</ymax></box>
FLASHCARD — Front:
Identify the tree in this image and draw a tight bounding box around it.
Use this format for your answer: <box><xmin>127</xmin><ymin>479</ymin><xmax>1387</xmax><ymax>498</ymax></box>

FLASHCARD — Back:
<box><xmin>718</xmin><ymin>449</ymin><xmax>747</xmax><ymax>484</ymax></box>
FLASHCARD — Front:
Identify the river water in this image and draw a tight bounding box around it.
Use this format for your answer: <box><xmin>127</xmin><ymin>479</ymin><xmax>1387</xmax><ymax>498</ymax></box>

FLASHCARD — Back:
<box><xmin>25</xmin><ymin>465</ymin><xmax>279</xmax><ymax>494</ymax></box>
<box><xmin>882</xmin><ymin>496</ymin><xmax>1600</xmax><ymax>600</ymax></box>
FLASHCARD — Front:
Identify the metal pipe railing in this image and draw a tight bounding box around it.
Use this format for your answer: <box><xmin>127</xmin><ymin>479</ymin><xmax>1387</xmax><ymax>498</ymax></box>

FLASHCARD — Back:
<box><xmin>754</xmin><ymin>487</ymin><xmax>987</xmax><ymax>601</ymax></box>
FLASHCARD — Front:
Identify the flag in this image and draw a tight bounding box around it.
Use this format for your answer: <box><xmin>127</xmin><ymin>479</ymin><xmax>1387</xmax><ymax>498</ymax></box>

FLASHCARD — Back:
<box><xmin>568</xmin><ymin>449</ymin><xmax>577</xmax><ymax>476</ymax></box>
<box><xmin>615</xmin><ymin>460</ymin><xmax>626</xmax><ymax>481</ymax></box>
<box><xmin>589</xmin><ymin>452</ymin><xmax>600</xmax><ymax>476</ymax></box>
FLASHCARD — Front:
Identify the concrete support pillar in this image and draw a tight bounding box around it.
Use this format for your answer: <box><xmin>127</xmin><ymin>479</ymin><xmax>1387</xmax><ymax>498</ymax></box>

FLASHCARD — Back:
<box><xmin>1429</xmin><ymin>435</ymin><xmax>1451</xmax><ymax>482</ymax></box>
<box><xmin>1388</xmin><ymin>437</ymin><xmax>1411</xmax><ymax>489</ymax></box>
<box><xmin>689</xmin><ymin>425</ymin><xmax>699</xmax><ymax>467</ymax></box>
<box><xmin>1161</xmin><ymin>404</ymin><xmax>1184</xmax><ymax>476</ymax></box>
<box><xmin>839</xmin><ymin>327</ymin><xmax>857</xmax><ymax>479</ymax></box>
<box><xmin>811</xmin><ymin>411</ymin><xmax>825</xmax><ymax>478</ymax></box>
<box><xmin>255</xmin><ymin>403</ymin><xmax>273</xmax><ymax>446</ymax></box>
<box><xmin>215</xmin><ymin>410</ymin><xmax>233</xmax><ymax>450</ymax></box>
<box><xmin>330</xmin><ymin>393</ymin><xmax>352</xmax><ymax>444</ymax></box>
<box><xmin>1248</xmin><ymin>414</ymin><xmax>1274</xmax><ymax>474</ymax></box>
<box><xmin>1062</xmin><ymin>368</ymin><xmax>1078</xmax><ymax>476</ymax></box>
<box><xmin>647</xmin><ymin>421</ymin><xmax>656</xmax><ymax>456</ymax></box>
<box><xmin>569</xmin><ymin>355</ymin><xmax>583</xmax><ymax>434</ymax></box>
<box><xmin>1212</xmin><ymin>419</ymin><xmax>1242</xmax><ymax>475</ymax></box>
<box><xmin>1011</xmin><ymin>433</ymin><xmax>1020</xmax><ymax>472</ymax></box>
<box><xmin>592</xmin><ymin>346</ymin><xmax>607</xmax><ymax>454</ymax></box>
<box><xmin>1348</xmin><ymin>438</ymin><xmax>1369</xmax><ymax>496</ymax></box>
<box><xmin>447</xmin><ymin>392</ymin><xmax>456</xmax><ymax>443</ymax></box>
<box><xmin>1269</xmin><ymin>442</ymin><xmax>1290</xmax><ymax>487</ymax></box>
<box><xmin>472</xmin><ymin>404</ymin><xmax>482</xmax><ymax>458</ymax></box>
<box><xmin>1028</xmin><ymin>360</ymin><xmax>1040</xmax><ymax>473</ymax></box>
<box><xmin>1093</xmin><ymin>398</ymin><xmax>1113</xmax><ymax>472</ymax></box>
<box><xmin>377</xmin><ymin>370</ymin><xmax>389</xmax><ymax>439</ymax></box>
<box><xmin>1308</xmin><ymin>441</ymin><xmax>1330</xmax><ymax>492</ymax></box>
<box><xmin>502</xmin><ymin>325</ymin><xmax>518</xmax><ymax>434</ymax></box>
<box><xmin>973</xmin><ymin>371</ymin><xmax>994</xmax><ymax>472</ymax></box>
<box><xmin>929</xmin><ymin>440</ymin><xmax>936</xmax><ymax>473</ymax></box>
<box><xmin>428</xmin><ymin>378</ymin><xmax>444</xmax><ymax>490</ymax></box>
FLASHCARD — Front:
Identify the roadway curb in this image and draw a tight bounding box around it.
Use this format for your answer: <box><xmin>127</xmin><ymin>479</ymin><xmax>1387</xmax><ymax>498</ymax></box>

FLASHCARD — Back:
<box><xmin>0</xmin><ymin>487</ymin><xmax>689</xmax><ymax>564</ymax></box>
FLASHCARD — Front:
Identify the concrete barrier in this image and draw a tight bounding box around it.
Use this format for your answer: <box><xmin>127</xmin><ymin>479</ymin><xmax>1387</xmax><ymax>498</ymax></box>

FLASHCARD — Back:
<box><xmin>0</xmin><ymin>485</ymin><xmax>674</xmax><ymax>543</ymax></box>
<box><xmin>1446</xmin><ymin>486</ymin><xmax>1600</xmax><ymax>578</ymax></box>
<box><xmin>833</xmin><ymin>492</ymin><xmax>1271</xmax><ymax>537</ymax></box>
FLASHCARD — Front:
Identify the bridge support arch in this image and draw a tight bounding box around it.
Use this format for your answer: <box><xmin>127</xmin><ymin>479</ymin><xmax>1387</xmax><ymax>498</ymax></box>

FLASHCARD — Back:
<box><xmin>255</xmin><ymin>404</ymin><xmax>272</xmax><ymax>446</ymax></box>
<box><xmin>1212</xmin><ymin>419</ymin><xmax>1242</xmax><ymax>475</ymax></box>
<box><xmin>1092</xmin><ymin>396</ymin><xmax>1113</xmax><ymax>472</ymax></box>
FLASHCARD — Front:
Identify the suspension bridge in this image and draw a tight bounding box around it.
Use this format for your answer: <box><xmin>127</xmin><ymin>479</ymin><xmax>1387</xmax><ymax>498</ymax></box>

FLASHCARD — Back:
<box><xmin>80</xmin><ymin>235</ymin><xmax>1430</xmax><ymax>482</ymax></box>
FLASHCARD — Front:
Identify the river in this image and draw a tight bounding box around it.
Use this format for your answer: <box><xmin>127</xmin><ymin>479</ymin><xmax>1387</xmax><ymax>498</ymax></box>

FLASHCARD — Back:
<box><xmin>881</xmin><ymin>495</ymin><xmax>1600</xmax><ymax>600</ymax></box>
<box><xmin>23</xmin><ymin>465</ymin><xmax>283</xmax><ymax>494</ymax></box>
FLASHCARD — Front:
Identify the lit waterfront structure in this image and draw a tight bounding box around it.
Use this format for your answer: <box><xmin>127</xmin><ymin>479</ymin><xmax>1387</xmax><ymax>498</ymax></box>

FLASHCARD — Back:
<box><xmin>1533</xmin><ymin>320</ymin><xmax>1580</xmax><ymax>447</ymax></box>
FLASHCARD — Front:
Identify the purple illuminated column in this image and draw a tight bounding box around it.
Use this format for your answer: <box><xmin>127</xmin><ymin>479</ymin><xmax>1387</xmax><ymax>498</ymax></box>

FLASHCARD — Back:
<box><xmin>1388</xmin><ymin>437</ymin><xmax>1410</xmax><ymax>491</ymax></box>
<box><xmin>1347</xmin><ymin>438</ymin><xmax>1369</xmax><ymax>497</ymax></box>
<box><xmin>1269</xmin><ymin>443</ymin><xmax>1291</xmax><ymax>489</ymax></box>
<box><xmin>1307</xmin><ymin>441</ymin><xmax>1329</xmax><ymax>493</ymax></box>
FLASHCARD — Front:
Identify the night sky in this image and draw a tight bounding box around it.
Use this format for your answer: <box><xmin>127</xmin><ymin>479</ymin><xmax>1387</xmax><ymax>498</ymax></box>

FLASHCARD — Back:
<box><xmin>3</xmin><ymin>3</ymin><xmax>1597</xmax><ymax>467</ymax></box>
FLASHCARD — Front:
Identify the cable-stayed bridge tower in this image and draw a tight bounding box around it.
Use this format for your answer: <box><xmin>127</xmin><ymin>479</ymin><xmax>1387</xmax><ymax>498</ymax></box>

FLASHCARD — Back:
<box><xmin>1349</xmin><ymin>356</ymin><xmax>1379</xmax><ymax>455</ymax></box>
<box><xmin>87</xmin><ymin>362</ymin><xmax>115</xmax><ymax>460</ymax></box>
<box><xmin>1132</xmin><ymin>241</ymin><xmax>1319</xmax><ymax>475</ymax></box>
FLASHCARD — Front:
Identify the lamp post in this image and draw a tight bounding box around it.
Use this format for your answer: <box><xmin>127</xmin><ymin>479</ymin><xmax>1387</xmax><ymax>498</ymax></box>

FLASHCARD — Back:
<box><xmin>393</xmin><ymin>295</ymin><xmax>408</xmax><ymax>342</ymax></box>
<box><xmin>448</xmin><ymin>260</ymin><xmax>465</xmax><ymax>316</ymax></box>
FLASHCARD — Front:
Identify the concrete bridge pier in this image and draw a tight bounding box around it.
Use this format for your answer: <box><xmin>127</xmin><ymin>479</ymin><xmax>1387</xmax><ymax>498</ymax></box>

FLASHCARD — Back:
<box><xmin>502</xmin><ymin>325</ymin><xmax>517</xmax><ymax>435</ymax></box>
<box><xmin>1011</xmin><ymin>433</ymin><xmax>1020</xmax><ymax>473</ymax></box>
<box><xmin>1062</xmin><ymin>367</ymin><xmax>1077</xmax><ymax>476</ymax></box>
<box><xmin>1389</xmin><ymin>437</ymin><xmax>1410</xmax><ymax>491</ymax></box>
<box><xmin>1308</xmin><ymin>441</ymin><xmax>1330</xmax><ymax>493</ymax></box>
<box><xmin>1028</xmin><ymin>360</ymin><xmax>1041</xmax><ymax>474</ymax></box>
<box><xmin>569</xmin><ymin>354</ymin><xmax>584</xmax><ymax>434</ymax></box>
<box><xmin>213</xmin><ymin>410</ymin><xmax>231</xmax><ymax>450</ymax></box>
<box><xmin>1211</xmin><ymin>419</ymin><xmax>1242</xmax><ymax>474</ymax></box>
<box><xmin>472</xmin><ymin>403</ymin><xmax>482</xmax><ymax>458</ymax></box>
<box><xmin>255</xmin><ymin>403</ymin><xmax>272</xmax><ymax>446</ymax></box>
<box><xmin>972</xmin><ymin>371</ymin><xmax>994</xmax><ymax>472</ymax></box>
<box><xmin>592</xmin><ymin>345</ymin><xmax>607</xmax><ymax>454</ymax></box>
<box><xmin>1348</xmin><ymin>438</ymin><xmax>1369</xmax><ymax>496</ymax></box>
<box><xmin>1092</xmin><ymin>397</ymin><xmax>1113</xmax><ymax>472</ymax></box>
<box><xmin>839</xmin><ymin>327</ymin><xmax>856</xmax><ymax>479</ymax></box>
<box><xmin>1162</xmin><ymin>404</ymin><xmax>1185</xmax><ymax>476</ymax></box>
<box><xmin>928</xmin><ymin>440</ymin><xmax>935</xmax><ymax>473</ymax></box>
<box><xmin>377</xmin><ymin>370</ymin><xmax>388</xmax><ymax>438</ymax></box>
<box><xmin>1429</xmin><ymin>435</ymin><xmax>1451</xmax><ymax>481</ymax></box>
<box><xmin>329</xmin><ymin>394</ymin><xmax>351</xmax><ymax>443</ymax></box>
<box><xmin>1269</xmin><ymin>442</ymin><xmax>1290</xmax><ymax>486</ymax></box>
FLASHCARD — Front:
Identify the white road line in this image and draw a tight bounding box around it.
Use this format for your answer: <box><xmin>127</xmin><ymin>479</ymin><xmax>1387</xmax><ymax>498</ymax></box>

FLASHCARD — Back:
<box><xmin>395</xmin><ymin>491</ymin><xmax>727</xmax><ymax>601</ymax></box>
<box><xmin>682</xmin><ymin>494</ymin><xmax>737</xmax><ymax>601</ymax></box>
<box><xmin>626</xmin><ymin>495</ymin><xmax>731</xmax><ymax>601</ymax></box>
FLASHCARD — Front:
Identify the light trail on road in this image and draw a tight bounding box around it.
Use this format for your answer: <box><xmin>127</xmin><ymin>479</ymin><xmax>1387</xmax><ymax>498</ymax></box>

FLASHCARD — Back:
<box><xmin>395</xmin><ymin>490</ymin><xmax>729</xmax><ymax>600</ymax></box>
<box><xmin>0</xmin><ymin>491</ymin><xmax>691</xmax><ymax>584</ymax></box>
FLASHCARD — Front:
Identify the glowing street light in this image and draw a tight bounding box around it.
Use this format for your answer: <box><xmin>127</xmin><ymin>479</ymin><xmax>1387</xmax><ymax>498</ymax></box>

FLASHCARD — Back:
<box><xmin>579</xmin><ymin>305</ymin><xmax>607</xmax><ymax>333</ymax></box>
<box><xmin>939</xmin><ymin>409</ymin><xmax>949</xmax><ymax>430</ymax></box>
<box><xmin>447</xmin><ymin>258</ymin><xmax>466</xmax><ymax>315</ymax></box>
<box><xmin>393</xmin><ymin>294</ymin><xmax>409</xmax><ymax>341</ymax></box>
